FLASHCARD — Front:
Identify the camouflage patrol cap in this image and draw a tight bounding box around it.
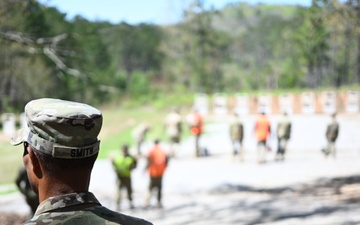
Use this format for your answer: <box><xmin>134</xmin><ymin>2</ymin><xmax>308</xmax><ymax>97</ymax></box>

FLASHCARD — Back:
<box><xmin>11</xmin><ymin>98</ymin><xmax>102</xmax><ymax>159</ymax></box>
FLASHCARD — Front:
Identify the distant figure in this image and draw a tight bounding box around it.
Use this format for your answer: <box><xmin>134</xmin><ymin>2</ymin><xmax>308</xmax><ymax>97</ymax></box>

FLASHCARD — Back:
<box><xmin>229</xmin><ymin>113</ymin><xmax>244</xmax><ymax>161</ymax></box>
<box><xmin>15</xmin><ymin>166</ymin><xmax>39</xmax><ymax>216</ymax></box>
<box><xmin>145</xmin><ymin>139</ymin><xmax>168</xmax><ymax>209</ymax></box>
<box><xmin>132</xmin><ymin>123</ymin><xmax>151</xmax><ymax>156</ymax></box>
<box><xmin>164</xmin><ymin>108</ymin><xmax>182</xmax><ymax>157</ymax></box>
<box><xmin>111</xmin><ymin>144</ymin><xmax>137</xmax><ymax>210</ymax></box>
<box><xmin>275</xmin><ymin>112</ymin><xmax>292</xmax><ymax>161</ymax></box>
<box><xmin>254</xmin><ymin>112</ymin><xmax>271</xmax><ymax>164</ymax></box>
<box><xmin>322</xmin><ymin>113</ymin><xmax>340</xmax><ymax>158</ymax></box>
<box><xmin>187</xmin><ymin>109</ymin><xmax>204</xmax><ymax>157</ymax></box>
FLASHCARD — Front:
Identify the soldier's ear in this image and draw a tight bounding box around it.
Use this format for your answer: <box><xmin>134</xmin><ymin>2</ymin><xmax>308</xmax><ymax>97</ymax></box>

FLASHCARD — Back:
<box><xmin>28</xmin><ymin>148</ymin><xmax>42</xmax><ymax>179</ymax></box>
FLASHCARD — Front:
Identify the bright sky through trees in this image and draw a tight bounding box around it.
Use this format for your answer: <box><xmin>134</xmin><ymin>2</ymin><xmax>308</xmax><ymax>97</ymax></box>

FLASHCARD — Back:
<box><xmin>38</xmin><ymin>0</ymin><xmax>311</xmax><ymax>24</ymax></box>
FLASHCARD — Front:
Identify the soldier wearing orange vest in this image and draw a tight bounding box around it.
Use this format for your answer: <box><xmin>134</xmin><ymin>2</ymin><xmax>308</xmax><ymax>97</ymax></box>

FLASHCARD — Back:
<box><xmin>254</xmin><ymin>112</ymin><xmax>271</xmax><ymax>164</ymax></box>
<box><xmin>187</xmin><ymin>109</ymin><xmax>204</xmax><ymax>157</ymax></box>
<box><xmin>145</xmin><ymin>139</ymin><xmax>168</xmax><ymax>208</ymax></box>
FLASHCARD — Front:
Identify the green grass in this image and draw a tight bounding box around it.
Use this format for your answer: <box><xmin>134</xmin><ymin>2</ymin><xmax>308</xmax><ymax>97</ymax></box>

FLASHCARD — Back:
<box><xmin>0</xmin><ymin>184</ymin><xmax>18</xmax><ymax>195</ymax></box>
<box><xmin>0</xmin><ymin>138</ymin><xmax>24</xmax><ymax>186</ymax></box>
<box><xmin>98</xmin><ymin>105</ymin><xmax>175</xmax><ymax>158</ymax></box>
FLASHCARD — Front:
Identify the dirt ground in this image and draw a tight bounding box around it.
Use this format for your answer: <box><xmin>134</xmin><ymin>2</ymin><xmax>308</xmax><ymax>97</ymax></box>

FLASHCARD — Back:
<box><xmin>3</xmin><ymin>176</ymin><xmax>360</xmax><ymax>225</ymax></box>
<box><xmin>1</xmin><ymin>114</ymin><xmax>360</xmax><ymax>224</ymax></box>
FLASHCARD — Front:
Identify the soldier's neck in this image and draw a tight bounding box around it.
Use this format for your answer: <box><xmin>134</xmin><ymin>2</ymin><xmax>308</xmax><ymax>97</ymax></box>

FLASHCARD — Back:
<box><xmin>38</xmin><ymin>173</ymin><xmax>90</xmax><ymax>203</ymax></box>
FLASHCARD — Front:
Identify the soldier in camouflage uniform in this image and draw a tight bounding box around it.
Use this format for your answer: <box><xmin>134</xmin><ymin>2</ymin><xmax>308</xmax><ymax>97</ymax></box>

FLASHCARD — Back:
<box><xmin>322</xmin><ymin>113</ymin><xmax>340</xmax><ymax>159</ymax></box>
<box><xmin>229</xmin><ymin>113</ymin><xmax>244</xmax><ymax>161</ymax></box>
<box><xmin>164</xmin><ymin>108</ymin><xmax>182</xmax><ymax>157</ymax></box>
<box><xmin>10</xmin><ymin>98</ymin><xmax>152</xmax><ymax>225</ymax></box>
<box><xmin>275</xmin><ymin>112</ymin><xmax>292</xmax><ymax>161</ymax></box>
<box><xmin>132</xmin><ymin>123</ymin><xmax>151</xmax><ymax>157</ymax></box>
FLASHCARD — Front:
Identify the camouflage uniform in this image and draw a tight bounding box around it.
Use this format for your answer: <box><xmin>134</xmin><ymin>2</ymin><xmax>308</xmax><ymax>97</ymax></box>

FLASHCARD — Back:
<box><xmin>132</xmin><ymin>123</ymin><xmax>151</xmax><ymax>156</ymax></box>
<box><xmin>10</xmin><ymin>98</ymin><xmax>153</xmax><ymax>225</ymax></box>
<box><xmin>276</xmin><ymin>114</ymin><xmax>291</xmax><ymax>161</ymax></box>
<box><xmin>164</xmin><ymin>110</ymin><xmax>182</xmax><ymax>157</ymax></box>
<box><xmin>229</xmin><ymin>114</ymin><xmax>244</xmax><ymax>160</ymax></box>
<box><xmin>323</xmin><ymin>115</ymin><xmax>339</xmax><ymax>158</ymax></box>
<box><xmin>25</xmin><ymin>192</ymin><xmax>150</xmax><ymax>225</ymax></box>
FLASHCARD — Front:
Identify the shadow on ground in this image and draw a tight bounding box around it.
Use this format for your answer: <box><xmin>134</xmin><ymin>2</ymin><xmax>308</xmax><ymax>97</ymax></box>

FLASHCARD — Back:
<box><xmin>3</xmin><ymin>175</ymin><xmax>360</xmax><ymax>225</ymax></box>
<box><xmin>144</xmin><ymin>175</ymin><xmax>360</xmax><ymax>225</ymax></box>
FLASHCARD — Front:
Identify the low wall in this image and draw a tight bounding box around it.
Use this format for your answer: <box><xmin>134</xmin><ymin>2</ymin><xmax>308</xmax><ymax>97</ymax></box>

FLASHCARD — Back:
<box><xmin>194</xmin><ymin>90</ymin><xmax>360</xmax><ymax>115</ymax></box>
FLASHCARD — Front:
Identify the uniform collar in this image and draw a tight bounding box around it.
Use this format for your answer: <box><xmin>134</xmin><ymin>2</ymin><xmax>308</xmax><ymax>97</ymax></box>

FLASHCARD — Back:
<box><xmin>34</xmin><ymin>192</ymin><xmax>101</xmax><ymax>216</ymax></box>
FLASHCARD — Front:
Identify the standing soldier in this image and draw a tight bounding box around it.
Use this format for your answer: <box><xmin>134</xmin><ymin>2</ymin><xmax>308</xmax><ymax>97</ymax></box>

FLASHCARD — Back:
<box><xmin>322</xmin><ymin>113</ymin><xmax>340</xmax><ymax>158</ymax></box>
<box><xmin>164</xmin><ymin>108</ymin><xmax>182</xmax><ymax>157</ymax></box>
<box><xmin>254</xmin><ymin>112</ymin><xmax>271</xmax><ymax>164</ymax></box>
<box><xmin>111</xmin><ymin>144</ymin><xmax>137</xmax><ymax>210</ymax></box>
<box><xmin>145</xmin><ymin>139</ymin><xmax>168</xmax><ymax>209</ymax></box>
<box><xmin>275</xmin><ymin>112</ymin><xmax>292</xmax><ymax>161</ymax></box>
<box><xmin>132</xmin><ymin>123</ymin><xmax>151</xmax><ymax>157</ymax></box>
<box><xmin>229</xmin><ymin>113</ymin><xmax>244</xmax><ymax>161</ymax></box>
<box><xmin>187</xmin><ymin>109</ymin><xmax>204</xmax><ymax>157</ymax></box>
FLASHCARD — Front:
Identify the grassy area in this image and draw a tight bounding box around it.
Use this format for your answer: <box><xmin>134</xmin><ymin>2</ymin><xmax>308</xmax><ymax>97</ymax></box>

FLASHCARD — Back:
<box><xmin>0</xmin><ymin>138</ymin><xmax>24</xmax><ymax>186</ymax></box>
<box><xmin>98</xmin><ymin>105</ymin><xmax>184</xmax><ymax>158</ymax></box>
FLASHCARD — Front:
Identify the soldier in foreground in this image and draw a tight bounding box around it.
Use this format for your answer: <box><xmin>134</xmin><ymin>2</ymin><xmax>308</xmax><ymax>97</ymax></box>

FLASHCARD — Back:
<box><xmin>10</xmin><ymin>98</ymin><xmax>152</xmax><ymax>225</ymax></box>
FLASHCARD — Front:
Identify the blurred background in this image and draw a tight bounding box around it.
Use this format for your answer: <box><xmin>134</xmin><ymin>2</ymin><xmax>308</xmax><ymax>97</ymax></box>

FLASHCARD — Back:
<box><xmin>1</xmin><ymin>0</ymin><xmax>360</xmax><ymax>224</ymax></box>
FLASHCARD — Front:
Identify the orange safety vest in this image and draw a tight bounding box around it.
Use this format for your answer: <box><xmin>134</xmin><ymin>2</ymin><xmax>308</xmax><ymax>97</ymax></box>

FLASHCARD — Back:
<box><xmin>255</xmin><ymin>115</ymin><xmax>271</xmax><ymax>141</ymax></box>
<box><xmin>190</xmin><ymin>112</ymin><xmax>203</xmax><ymax>135</ymax></box>
<box><xmin>148</xmin><ymin>145</ymin><xmax>167</xmax><ymax>177</ymax></box>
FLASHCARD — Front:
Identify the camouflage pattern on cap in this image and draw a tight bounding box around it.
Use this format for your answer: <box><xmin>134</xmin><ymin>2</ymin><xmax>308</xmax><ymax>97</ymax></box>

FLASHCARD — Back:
<box><xmin>11</xmin><ymin>98</ymin><xmax>102</xmax><ymax>159</ymax></box>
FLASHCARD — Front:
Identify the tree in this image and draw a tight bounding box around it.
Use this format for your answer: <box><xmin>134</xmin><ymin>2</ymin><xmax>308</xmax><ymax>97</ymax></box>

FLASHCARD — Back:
<box><xmin>0</xmin><ymin>0</ymin><xmax>57</xmax><ymax>110</ymax></box>
<box><xmin>344</xmin><ymin>0</ymin><xmax>360</xmax><ymax>83</ymax></box>
<box><xmin>305</xmin><ymin>0</ymin><xmax>360</xmax><ymax>86</ymax></box>
<box><xmin>180</xmin><ymin>0</ymin><xmax>231</xmax><ymax>93</ymax></box>
<box><xmin>100</xmin><ymin>22</ymin><xmax>164</xmax><ymax>91</ymax></box>
<box><xmin>294</xmin><ymin>1</ymin><xmax>330</xmax><ymax>88</ymax></box>
<box><xmin>0</xmin><ymin>0</ymin><xmax>117</xmax><ymax>108</ymax></box>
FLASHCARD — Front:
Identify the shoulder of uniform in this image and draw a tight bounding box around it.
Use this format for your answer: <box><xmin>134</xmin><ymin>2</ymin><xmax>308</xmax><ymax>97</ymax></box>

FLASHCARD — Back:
<box><xmin>89</xmin><ymin>206</ymin><xmax>153</xmax><ymax>224</ymax></box>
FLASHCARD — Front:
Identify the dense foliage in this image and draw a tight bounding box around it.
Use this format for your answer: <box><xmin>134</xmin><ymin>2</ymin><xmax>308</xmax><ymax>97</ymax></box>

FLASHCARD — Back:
<box><xmin>1</xmin><ymin>0</ymin><xmax>359</xmax><ymax>111</ymax></box>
